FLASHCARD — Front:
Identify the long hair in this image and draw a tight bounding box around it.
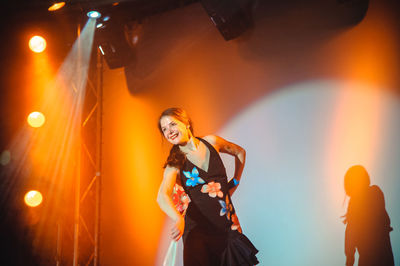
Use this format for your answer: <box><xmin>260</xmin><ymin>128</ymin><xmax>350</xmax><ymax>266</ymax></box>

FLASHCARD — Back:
<box><xmin>158</xmin><ymin>107</ymin><xmax>194</xmax><ymax>169</ymax></box>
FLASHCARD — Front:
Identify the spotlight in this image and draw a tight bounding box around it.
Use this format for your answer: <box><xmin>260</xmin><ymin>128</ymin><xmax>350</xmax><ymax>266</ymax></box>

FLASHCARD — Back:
<box><xmin>48</xmin><ymin>2</ymin><xmax>65</xmax><ymax>11</ymax></box>
<box><xmin>95</xmin><ymin>20</ymin><xmax>136</xmax><ymax>69</ymax></box>
<box><xmin>27</xmin><ymin>111</ymin><xmax>46</xmax><ymax>128</ymax></box>
<box><xmin>87</xmin><ymin>10</ymin><xmax>101</xmax><ymax>19</ymax></box>
<box><xmin>29</xmin><ymin>35</ymin><xmax>47</xmax><ymax>53</ymax></box>
<box><xmin>24</xmin><ymin>190</ymin><xmax>43</xmax><ymax>207</ymax></box>
<box><xmin>103</xmin><ymin>16</ymin><xmax>110</xmax><ymax>22</ymax></box>
<box><xmin>200</xmin><ymin>0</ymin><xmax>252</xmax><ymax>41</ymax></box>
<box><xmin>96</xmin><ymin>23</ymin><xmax>105</xmax><ymax>29</ymax></box>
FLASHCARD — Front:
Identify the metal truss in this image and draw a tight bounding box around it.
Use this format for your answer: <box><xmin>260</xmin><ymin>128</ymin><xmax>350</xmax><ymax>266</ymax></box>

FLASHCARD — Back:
<box><xmin>73</xmin><ymin>48</ymin><xmax>103</xmax><ymax>266</ymax></box>
<box><xmin>56</xmin><ymin>45</ymin><xmax>103</xmax><ymax>266</ymax></box>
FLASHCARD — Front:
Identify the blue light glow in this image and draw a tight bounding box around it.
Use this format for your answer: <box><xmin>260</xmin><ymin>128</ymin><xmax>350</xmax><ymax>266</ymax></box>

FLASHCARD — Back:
<box><xmin>87</xmin><ymin>10</ymin><xmax>101</xmax><ymax>19</ymax></box>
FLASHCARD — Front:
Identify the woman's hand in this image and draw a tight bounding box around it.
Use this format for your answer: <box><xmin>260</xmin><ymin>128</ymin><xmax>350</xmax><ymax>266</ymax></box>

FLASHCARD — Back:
<box><xmin>171</xmin><ymin>216</ymin><xmax>185</xmax><ymax>241</ymax></box>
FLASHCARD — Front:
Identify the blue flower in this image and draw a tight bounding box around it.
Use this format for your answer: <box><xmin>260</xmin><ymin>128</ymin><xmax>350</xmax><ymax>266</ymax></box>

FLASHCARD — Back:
<box><xmin>182</xmin><ymin>167</ymin><xmax>205</xmax><ymax>187</ymax></box>
<box><xmin>219</xmin><ymin>200</ymin><xmax>227</xmax><ymax>216</ymax></box>
<box><xmin>219</xmin><ymin>197</ymin><xmax>233</xmax><ymax>219</ymax></box>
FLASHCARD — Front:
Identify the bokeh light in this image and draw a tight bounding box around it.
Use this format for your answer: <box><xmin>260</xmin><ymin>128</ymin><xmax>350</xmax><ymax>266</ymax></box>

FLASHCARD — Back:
<box><xmin>48</xmin><ymin>2</ymin><xmax>65</xmax><ymax>11</ymax></box>
<box><xmin>24</xmin><ymin>190</ymin><xmax>43</xmax><ymax>207</ymax></box>
<box><xmin>27</xmin><ymin>111</ymin><xmax>46</xmax><ymax>128</ymax></box>
<box><xmin>0</xmin><ymin>150</ymin><xmax>11</xmax><ymax>166</ymax></box>
<box><xmin>29</xmin><ymin>36</ymin><xmax>47</xmax><ymax>53</ymax></box>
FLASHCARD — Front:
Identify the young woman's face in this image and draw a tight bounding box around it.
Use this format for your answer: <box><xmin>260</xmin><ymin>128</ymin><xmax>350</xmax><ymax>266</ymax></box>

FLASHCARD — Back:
<box><xmin>160</xmin><ymin>115</ymin><xmax>190</xmax><ymax>145</ymax></box>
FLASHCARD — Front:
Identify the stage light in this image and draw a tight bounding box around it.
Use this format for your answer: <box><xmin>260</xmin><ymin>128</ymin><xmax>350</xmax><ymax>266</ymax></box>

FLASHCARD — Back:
<box><xmin>87</xmin><ymin>11</ymin><xmax>101</xmax><ymax>19</ymax></box>
<box><xmin>96</xmin><ymin>23</ymin><xmax>105</xmax><ymax>29</ymax></box>
<box><xmin>48</xmin><ymin>2</ymin><xmax>65</xmax><ymax>11</ymax></box>
<box><xmin>103</xmin><ymin>16</ymin><xmax>110</xmax><ymax>22</ymax></box>
<box><xmin>27</xmin><ymin>111</ymin><xmax>46</xmax><ymax>128</ymax></box>
<box><xmin>24</xmin><ymin>190</ymin><xmax>43</xmax><ymax>207</ymax></box>
<box><xmin>29</xmin><ymin>35</ymin><xmax>47</xmax><ymax>53</ymax></box>
<box><xmin>200</xmin><ymin>0</ymin><xmax>252</xmax><ymax>40</ymax></box>
<box><xmin>96</xmin><ymin>20</ymin><xmax>136</xmax><ymax>69</ymax></box>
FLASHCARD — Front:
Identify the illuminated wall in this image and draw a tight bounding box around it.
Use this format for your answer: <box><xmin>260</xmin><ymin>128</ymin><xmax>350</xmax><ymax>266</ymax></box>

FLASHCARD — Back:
<box><xmin>101</xmin><ymin>0</ymin><xmax>400</xmax><ymax>265</ymax></box>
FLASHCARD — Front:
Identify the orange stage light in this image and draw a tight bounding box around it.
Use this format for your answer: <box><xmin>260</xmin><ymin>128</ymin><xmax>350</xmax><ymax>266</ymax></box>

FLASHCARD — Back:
<box><xmin>48</xmin><ymin>2</ymin><xmax>65</xmax><ymax>11</ymax></box>
<box><xmin>27</xmin><ymin>111</ymin><xmax>46</xmax><ymax>128</ymax></box>
<box><xmin>29</xmin><ymin>35</ymin><xmax>47</xmax><ymax>53</ymax></box>
<box><xmin>24</xmin><ymin>190</ymin><xmax>43</xmax><ymax>207</ymax></box>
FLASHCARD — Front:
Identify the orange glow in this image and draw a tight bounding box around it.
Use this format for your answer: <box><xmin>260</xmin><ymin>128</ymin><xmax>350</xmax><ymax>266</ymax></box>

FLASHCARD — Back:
<box><xmin>324</xmin><ymin>1</ymin><xmax>398</xmax><ymax>87</ymax></box>
<box><xmin>48</xmin><ymin>2</ymin><xmax>65</xmax><ymax>11</ymax></box>
<box><xmin>24</xmin><ymin>190</ymin><xmax>43</xmax><ymax>207</ymax></box>
<box><xmin>100</xmin><ymin>69</ymin><xmax>167</xmax><ymax>264</ymax></box>
<box><xmin>29</xmin><ymin>36</ymin><xmax>47</xmax><ymax>53</ymax></box>
<box><xmin>27</xmin><ymin>111</ymin><xmax>46</xmax><ymax>128</ymax></box>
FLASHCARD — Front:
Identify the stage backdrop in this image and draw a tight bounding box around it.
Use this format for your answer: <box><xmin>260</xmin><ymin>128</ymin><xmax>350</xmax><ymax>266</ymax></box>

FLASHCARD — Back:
<box><xmin>100</xmin><ymin>0</ymin><xmax>400</xmax><ymax>265</ymax></box>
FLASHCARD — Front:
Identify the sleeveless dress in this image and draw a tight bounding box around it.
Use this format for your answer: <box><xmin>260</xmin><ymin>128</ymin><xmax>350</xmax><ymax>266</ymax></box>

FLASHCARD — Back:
<box><xmin>179</xmin><ymin>137</ymin><xmax>259</xmax><ymax>265</ymax></box>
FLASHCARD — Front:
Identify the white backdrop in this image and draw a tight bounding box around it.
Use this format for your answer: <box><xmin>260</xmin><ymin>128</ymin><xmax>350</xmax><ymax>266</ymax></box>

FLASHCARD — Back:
<box><xmin>218</xmin><ymin>80</ymin><xmax>400</xmax><ymax>265</ymax></box>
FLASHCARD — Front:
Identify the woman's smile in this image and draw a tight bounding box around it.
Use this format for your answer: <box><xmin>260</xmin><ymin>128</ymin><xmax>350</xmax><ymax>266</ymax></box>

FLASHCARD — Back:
<box><xmin>169</xmin><ymin>132</ymin><xmax>179</xmax><ymax>141</ymax></box>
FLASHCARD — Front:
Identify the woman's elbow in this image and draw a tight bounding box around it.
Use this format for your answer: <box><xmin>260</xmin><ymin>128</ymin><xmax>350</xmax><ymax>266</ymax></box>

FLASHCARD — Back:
<box><xmin>239</xmin><ymin>148</ymin><xmax>246</xmax><ymax>160</ymax></box>
<box><xmin>156</xmin><ymin>190</ymin><xmax>169</xmax><ymax>207</ymax></box>
<box><xmin>156</xmin><ymin>191</ymin><xmax>164</xmax><ymax>206</ymax></box>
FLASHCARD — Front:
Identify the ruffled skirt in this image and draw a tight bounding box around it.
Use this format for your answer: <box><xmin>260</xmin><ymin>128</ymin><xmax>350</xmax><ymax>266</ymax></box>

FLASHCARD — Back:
<box><xmin>221</xmin><ymin>231</ymin><xmax>259</xmax><ymax>266</ymax></box>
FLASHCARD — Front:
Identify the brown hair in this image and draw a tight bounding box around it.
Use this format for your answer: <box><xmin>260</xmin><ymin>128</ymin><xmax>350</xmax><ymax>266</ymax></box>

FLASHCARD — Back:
<box><xmin>158</xmin><ymin>107</ymin><xmax>194</xmax><ymax>169</ymax></box>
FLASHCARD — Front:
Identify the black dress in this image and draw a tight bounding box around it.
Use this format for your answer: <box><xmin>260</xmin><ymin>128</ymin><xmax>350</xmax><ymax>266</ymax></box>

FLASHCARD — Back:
<box><xmin>179</xmin><ymin>137</ymin><xmax>259</xmax><ymax>266</ymax></box>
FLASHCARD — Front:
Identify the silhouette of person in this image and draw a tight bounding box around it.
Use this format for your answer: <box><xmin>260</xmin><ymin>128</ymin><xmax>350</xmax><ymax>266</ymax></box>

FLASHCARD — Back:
<box><xmin>343</xmin><ymin>165</ymin><xmax>394</xmax><ymax>266</ymax></box>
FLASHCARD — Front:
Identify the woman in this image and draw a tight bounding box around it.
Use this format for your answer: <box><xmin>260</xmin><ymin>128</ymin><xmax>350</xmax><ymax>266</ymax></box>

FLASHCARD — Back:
<box><xmin>157</xmin><ymin>107</ymin><xmax>259</xmax><ymax>265</ymax></box>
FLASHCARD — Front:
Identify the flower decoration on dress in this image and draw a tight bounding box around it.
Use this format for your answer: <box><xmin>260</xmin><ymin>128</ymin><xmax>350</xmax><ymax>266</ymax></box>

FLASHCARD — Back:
<box><xmin>172</xmin><ymin>184</ymin><xmax>190</xmax><ymax>214</ymax></box>
<box><xmin>182</xmin><ymin>167</ymin><xmax>205</xmax><ymax>187</ymax></box>
<box><xmin>230</xmin><ymin>213</ymin><xmax>242</xmax><ymax>233</ymax></box>
<box><xmin>201</xmin><ymin>181</ymin><xmax>223</xmax><ymax>198</ymax></box>
<box><xmin>219</xmin><ymin>200</ymin><xmax>227</xmax><ymax>216</ymax></box>
<box><xmin>219</xmin><ymin>195</ymin><xmax>233</xmax><ymax>219</ymax></box>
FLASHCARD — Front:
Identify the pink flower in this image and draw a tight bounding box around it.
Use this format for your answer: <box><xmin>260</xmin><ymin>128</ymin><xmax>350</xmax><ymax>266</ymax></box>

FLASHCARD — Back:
<box><xmin>201</xmin><ymin>181</ymin><xmax>223</xmax><ymax>198</ymax></box>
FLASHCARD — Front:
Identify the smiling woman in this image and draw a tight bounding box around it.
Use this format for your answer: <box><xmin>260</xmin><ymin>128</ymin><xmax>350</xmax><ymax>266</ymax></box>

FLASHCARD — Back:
<box><xmin>156</xmin><ymin>107</ymin><xmax>258</xmax><ymax>266</ymax></box>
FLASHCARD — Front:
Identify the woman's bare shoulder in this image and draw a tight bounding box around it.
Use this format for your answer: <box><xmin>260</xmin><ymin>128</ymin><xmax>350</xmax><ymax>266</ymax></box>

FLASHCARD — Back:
<box><xmin>202</xmin><ymin>134</ymin><xmax>218</xmax><ymax>145</ymax></box>
<box><xmin>164</xmin><ymin>165</ymin><xmax>180</xmax><ymax>175</ymax></box>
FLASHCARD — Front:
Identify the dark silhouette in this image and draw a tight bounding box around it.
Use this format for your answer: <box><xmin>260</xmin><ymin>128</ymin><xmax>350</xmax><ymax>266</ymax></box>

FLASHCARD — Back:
<box><xmin>343</xmin><ymin>165</ymin><xmax>394</xmax><ymax>266</ymax></box>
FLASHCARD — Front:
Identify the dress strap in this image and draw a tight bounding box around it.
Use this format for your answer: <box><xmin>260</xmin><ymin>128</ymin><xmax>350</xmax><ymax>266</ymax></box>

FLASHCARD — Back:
<box><xmin>197</xmin><ymin>137</ymin><xmax>218</xmax><ymax>156</ymax></box>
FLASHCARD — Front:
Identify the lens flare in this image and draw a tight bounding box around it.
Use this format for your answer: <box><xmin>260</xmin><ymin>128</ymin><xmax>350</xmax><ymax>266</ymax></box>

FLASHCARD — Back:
<box><xmin>24</xmin><ymin>190</ymin><xmax>43</xmax><ymax>207</ymax></box>
<box><xmin>27</xmin><ymin>111</ymin><xmax>46</xmax><ymax>128</ymax></box>
<box><xmin>29</xmin><ymin>36</ymin><xmax>47</xmax><ymax>53</ymax></box>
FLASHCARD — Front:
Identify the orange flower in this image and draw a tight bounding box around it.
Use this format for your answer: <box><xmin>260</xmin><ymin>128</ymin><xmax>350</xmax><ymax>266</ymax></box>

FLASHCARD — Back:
<box><xmin>231</xmin><ymin>213</ymin><xmax>242</xmax><ymax>233</ymax></box>
<box><xmin>201</xmin><ymin>181</ymin><xmax>223</xmax><ymax>198</ymax></box>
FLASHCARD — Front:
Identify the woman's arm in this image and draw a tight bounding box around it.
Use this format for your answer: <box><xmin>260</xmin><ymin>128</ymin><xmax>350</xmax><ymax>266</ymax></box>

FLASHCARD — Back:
<box><xmin>157</xmin><ymin>166</ymin><xmax>185</xmax><ymax>241</ymax></box>
<box><xmin>204</xmin><ymin>135</ymin><xmax>246</xmax><ymax>195</ymax></box>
